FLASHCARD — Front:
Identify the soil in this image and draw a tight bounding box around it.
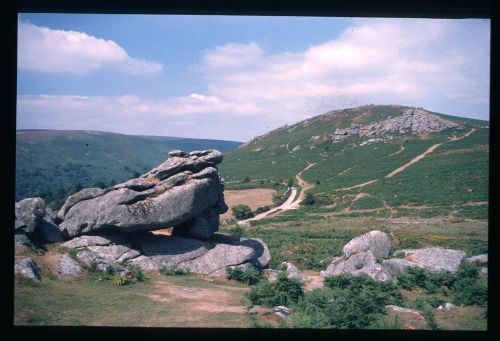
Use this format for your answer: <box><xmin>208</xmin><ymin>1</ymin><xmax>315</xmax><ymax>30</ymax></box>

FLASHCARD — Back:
<box><xmin>222</xmin><ymin>188</ymin><xmax>277</xmax><ymax>220</ymax></box>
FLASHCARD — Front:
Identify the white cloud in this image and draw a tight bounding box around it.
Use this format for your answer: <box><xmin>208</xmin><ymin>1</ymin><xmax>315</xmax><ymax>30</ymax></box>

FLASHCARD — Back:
<box><xmin>17</xmin><ymin>18</ymin><xmax>490</xmax><ymax>141</ymax></box>
<box><xmin>18</xmin><ymin>21</ymin><xmax>162</xmax><ymax>75</ymax></box>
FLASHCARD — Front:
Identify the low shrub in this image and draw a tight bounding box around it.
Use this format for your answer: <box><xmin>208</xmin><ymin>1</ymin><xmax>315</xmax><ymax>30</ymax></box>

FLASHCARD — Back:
<box><xmin>226</xmin><ymin>267</ymin><xmax>263</xmax><ymax>285</ymax></box>
<box><xmin>246</xmin><ymin>272</ymin><xmax>303</xmax><ymax>307</ymax></box>
<box><xmin>159</xmin><ymin>266</ymin><xmax>190</xmax><ymax>276</ymax></box>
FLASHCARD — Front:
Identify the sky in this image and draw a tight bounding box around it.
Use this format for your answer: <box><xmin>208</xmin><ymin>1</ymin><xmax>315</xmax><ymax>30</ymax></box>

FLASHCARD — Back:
<box><xmin>17</xmin><ymin>14</ymin><xmax>490</xmax><ymax>142</ymax></box>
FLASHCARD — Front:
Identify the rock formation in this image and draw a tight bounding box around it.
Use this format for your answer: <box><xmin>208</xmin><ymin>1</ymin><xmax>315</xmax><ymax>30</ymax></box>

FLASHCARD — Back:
<box><xmin>58</xmin><ymin>150</ymin><xmax>227</xmax><ymax>240</ymax></box>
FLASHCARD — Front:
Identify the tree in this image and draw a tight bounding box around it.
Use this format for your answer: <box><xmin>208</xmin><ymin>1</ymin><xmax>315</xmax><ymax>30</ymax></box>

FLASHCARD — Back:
<box><xmin>243</xmin><ymin>177</ymin><xmax>251</xmax><ymax>183</ymax></box>
<box><xmin>232</xmin><ymin>204</ymin><xmax>253</xmax><ymax>220</ymax></box>
<box><xmin>287</xmin><ymin>177</ymin><xmax>294</xmax><ymax>187</ymax></box>
<box><xmin>303</xmin><ymin>193</ymin><xmax>316</xmax><ymax>206</ymax></box>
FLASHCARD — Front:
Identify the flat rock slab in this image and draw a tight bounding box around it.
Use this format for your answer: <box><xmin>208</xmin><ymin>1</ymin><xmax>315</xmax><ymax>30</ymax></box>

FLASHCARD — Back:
<box><xmin>61</xmin><ymin>234</ymin><xmax>131</xmax><ymax>249</ymax></box>
<box><xmin>382</xmin><ymin>258</ymin><xmax>425</xmax><ymax>276</ymax></box>
<box><xmin>133</xmin><ymin>233</ymin><xmax>208</xmax><ymax>269</ymax></box>
<box><xmin>178</xmin><ymin>243</ymin><xmax>255</xmax><ymax>274</ymax></box>
<box><xmin>392</xmin><ymin>247</ymin><xmax>466</xmax><ymax>272</ymax></box>
<box><xmin>210</xmin><ymin>234</ymin><xmax>270</xmax><ymax>268</ymax></box>
<box><xmin>466</xmin><ymin>254</ymin><xmax>488</xmax><ymax>265</ymax></box>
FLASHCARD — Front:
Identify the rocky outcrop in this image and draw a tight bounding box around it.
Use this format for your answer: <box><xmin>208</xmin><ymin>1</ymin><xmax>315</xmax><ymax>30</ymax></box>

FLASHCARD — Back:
<box><xmin>60</xmin><ymin>231</ymin><xmax>270</xmax><ymax>275</ymax></box>
<box><xmin>58</xmin><ymin>150</ymin><xmax>227</xmax><ymax>240</ymax></box>
<box><xmin>331</xmin><ymin>108</ymin><xmax>460</xmax><ymax>142</ymax></box>
<box><xmin>342</xmin><ymin>230</ymin><xmax>391</xmax><ymax>259</ymax></box>
<box><xmin>15</xmin><ymin>257</ymin><xmax>41</xmax><ymax>282</ymax></box>
<box><xmin>15</xmin><ymin>197</ymin><xmax>47</xmax><ymax>234</ymax></box>
<box><xmin>391</xmin><ymin>247</ymin><xmax>466</xmax><ymax>273</ymax></box>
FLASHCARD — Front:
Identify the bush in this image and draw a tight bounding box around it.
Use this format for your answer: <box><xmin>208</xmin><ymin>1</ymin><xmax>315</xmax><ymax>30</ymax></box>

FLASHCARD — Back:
<box><xmin>246</xmin><ymin>272</ymin><xmax>304</xmax><ymax>307</ymax></box>
<box><xmin>294</xmin><ymin>274</ymin><xmax>402</xmax><ymax>329</ymax></box>
<box><xmin>232</xmin><ymin>204</ymin><xmax>254</xmax><ymax>220</ymax></box>
<box><xmin>159</xmin><ymin>266</ymin><xmax>190</xmax><ymax>276</ymax></box>
<box><xmin>303</xmin><ymin>193</ymin><xmax>316</xmax><ymax>206</ymax></box>
<box><xmin>226</xmin><ymin>267</ymin><xmax>263</xmax><ymax>285</ymax></box>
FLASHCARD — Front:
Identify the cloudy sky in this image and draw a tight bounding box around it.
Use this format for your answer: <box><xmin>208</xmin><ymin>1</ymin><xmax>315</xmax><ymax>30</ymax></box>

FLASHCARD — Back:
<box><xmin>17</xmin><ymin>14</ymin><xmax>490</xmax><ymax>142</ymax></box>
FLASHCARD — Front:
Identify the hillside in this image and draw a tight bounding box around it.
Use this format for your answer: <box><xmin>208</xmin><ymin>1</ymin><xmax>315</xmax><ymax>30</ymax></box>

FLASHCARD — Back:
<box><xmin>16</xmin><ymin>129</ymin><xmax>241</xmax><ymax>207</ymax></box>
<box><xmin>219</xmin><ymin>105</ymin><xmax>489</xmax><ymax>220</ymax></box>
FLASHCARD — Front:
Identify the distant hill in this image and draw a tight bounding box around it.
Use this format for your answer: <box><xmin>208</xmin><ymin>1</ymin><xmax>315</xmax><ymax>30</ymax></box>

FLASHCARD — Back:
<box><xmin>16</xmin><ymin>129</ymin><xmax>241</xmax><ymax>207</ymax></box>
<box><xmin>219</xmin><ymin>104</ymin><xmax>488</xmax><ymax>219</ymax></box>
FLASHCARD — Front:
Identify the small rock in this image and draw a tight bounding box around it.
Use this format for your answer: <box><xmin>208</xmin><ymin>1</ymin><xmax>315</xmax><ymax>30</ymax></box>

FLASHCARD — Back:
<box><xmin>262</xmin><ymin>269</ymin><xmax>279</xmax><ymax>283</ymax></box>
<box><xmin>281</xmin><ymin>262</ymin><xmax>308</xmax><ymax>282</ymax></box>
<box><xmin>15</xmin><ymin>257</ymin><xmax>41</xmax><ymax>282</ymax></box>
<box><xmin>273</xmin><ymin>306</ymin><xmax>290</xmax><ymax>318</ymax></box>
<box><xmin>437</xmin><ymin>303</ymin><xmax>456</xmax><ymax>311</ymax></box>
<box><xmin>466</xmin><ymin>254</ymin><xmax>488</xmax><ymax>265</ymax></box>
<box><xmin>57</xmin><ymin>254</ymin><xmax>83</xmax><ymax>276</ymax></box>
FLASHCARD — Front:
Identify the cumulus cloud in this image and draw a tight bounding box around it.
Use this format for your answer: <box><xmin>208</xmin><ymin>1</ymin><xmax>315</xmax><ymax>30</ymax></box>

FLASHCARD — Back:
<box><xmin>18</xmin><ymin>21</ymin><xmax>162</xmax><ymax>75</ymax></box>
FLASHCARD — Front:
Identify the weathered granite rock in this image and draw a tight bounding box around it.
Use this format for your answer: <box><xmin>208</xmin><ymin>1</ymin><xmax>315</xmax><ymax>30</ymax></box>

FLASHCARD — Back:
<box><xmin>281</xmin><ymin>262</ymin><xmax>308</xmax><ymax>282</ymax></box>
<box><xmin>126</xmin><ymin>255</ymin><xmax>156</xmax><ymax>271</ymax></box>
<box><xmin>15</xmin><ymin>197</ymin><xmax>46</xmax><ymax>233</ymax></box>
<box><xmin>57</xmin><ymin>187</ymin><xmax>107</xmax><ymax>220</ymax></box>
<box><xmin>15</xmin><ymin>257</ymin><xmax>41</xmax><ymax>282</ymax></box>
<box><xmin>57</xmin><ymin>254</ymin><xmax>83</xmax><ymax>276</ymax></box>
<box><xmin>320</xmin><ymin>250</ymin><xmax>392</xmax><ymax>282</ymax></box>
<box><xmin>466</xmin><ymin>254</ymin><xmax>488</xmax><ymax>265</ymax></box>
<box><xmin>210</xmin><ymin>234</ymin><xmax>271</xmax><ymax>268</ymax></box>
<box><xmin>58</xmin><ymin>150</ymin><xmax>227</xmax><ymax>239</ymax></box>
<box><xmin>172</xmin><ymin>207</ymin><xmax>223</xmax><ymax>241</ymax></box>
<box><xmin>392</xmin><ymin>247</ymin><xmax>466</xmax><ymax>272</ymax></box>
<box><xmin>382</xmin><ymin>258</ymin><xmax>425</xmax><ymax>276</ymax></box>
<box><xmin>178</xmin><ymin>243</ymin><xmax>255</xmax><ymax>274</ymax></box>
<box><xmin>343</xmin><ymin>230</ymin><xmax>391</xmax><ymax>259</ymax></box>
<box><xmin>61</xmin><ymin>234</ymin><xmax>130</xmax><ymax>249</ymax></box>
<box><xmin>132</xmin><ymin>233</ymin><xmax>208</xmax><ymax>270</ymax></box>
<box><xmin>273</xmin><ymin>306</ymin><xmax>291</xmax><ymax>319</ymax></box>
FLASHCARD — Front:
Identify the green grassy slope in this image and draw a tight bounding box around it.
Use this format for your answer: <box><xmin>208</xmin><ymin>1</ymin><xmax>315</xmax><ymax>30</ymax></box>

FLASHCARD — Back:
<box><xmin>219</xmin><ymin>105</ymin><xmax>489</xmax><ymax>217</ymax></box>
<box><xmin>16</xmin><ymin>130</ymin><xmax>241</xmax><ymax>207</ymax></box>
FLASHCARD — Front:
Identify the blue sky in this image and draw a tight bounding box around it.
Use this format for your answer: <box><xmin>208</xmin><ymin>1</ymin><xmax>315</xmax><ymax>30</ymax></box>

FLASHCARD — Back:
<box><xmin>17</xmin><ymin>14</ymin><xmax>490</xmax><ymax>141</ymax></box>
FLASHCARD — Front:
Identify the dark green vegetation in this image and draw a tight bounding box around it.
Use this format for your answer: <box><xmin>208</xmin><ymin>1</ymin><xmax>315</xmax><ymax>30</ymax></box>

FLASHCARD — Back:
<box><xmin>16</xmin><ymin>129</ymin><xmax>241</xmax><ymax>208</ymax></box>
<box><xmin>246</xmin><ymin>272</ymin><xmax>304</xmax><ymax>307</ymax></box>
<box><xmin>231</xmin><ymin>204</ymin><xmax>253</xmax><ymax>220</ymax></box>
<box><xmin>159</xmin><ymin>266</ymin><xmax>190</xmax><ymax>276</ymax></box>
<box><xmin>226</xmin><ymin>267</ymin><xmax>263</xmax><ymax>285</ymax></box>
<box><xmin>219</xmin><ymin>105</ymin><xmax>489</xmax><ymax>219</ymax></box>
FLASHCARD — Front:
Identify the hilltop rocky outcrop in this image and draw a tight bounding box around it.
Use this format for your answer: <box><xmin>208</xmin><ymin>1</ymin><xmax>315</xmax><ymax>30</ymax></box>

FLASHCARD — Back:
<box><xmin>331</xmin><ymin>108</ymin><xmax>461</xmax><ymax>142</ymax></box>
<box><xmin>14</xmin><ymin>150</ymin><xmax>272</xmax><ymax>281</ymax></box>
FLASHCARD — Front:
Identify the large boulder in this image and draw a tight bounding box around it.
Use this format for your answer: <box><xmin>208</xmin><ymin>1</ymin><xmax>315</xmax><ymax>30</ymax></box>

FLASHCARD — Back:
<box><xmin>15</xmin><ymin>197</ymin><xmax>46</xmax><ymax>234</ymax></box>
<box><xmin>392</xmin><ymin>247</ymin><xmax>466</xmax><ymax>272</ymax></box>
<box><xmin>178</xmin><ymin>243</ymin><xmax>256</xmax><ymax>275</ymax></box>
<box><xmin>132</xmin><ymin>233</ymin><xmax>208</xmax><ymax>270</ymax></box>
<box><xmin>58</xmin><ymin>150</ymin><xmax>227</xmax><ymax>239</ymax></box>
<box><xmin>343</xmin><ymin>230</ymin><xmax>391</xmax><ymax>259</ymax></box>
<box><xmin>57</xmin><ymin>187</ymin><xmax>107</xmax><ymax>220</ymax></box>
<box><xmin>210</xmin><ymin>234</ymin><xmax>271</xmax><ymax>268</ymax></box>
<box><xmin>320</xmin><ymin>250</ymin><xmax>392</xmax><ymax>282</ymax></box>
<box><xmin>15</xmin><ymin>257</ymin><xmax>41</xmax><ymax>282</ymax></box>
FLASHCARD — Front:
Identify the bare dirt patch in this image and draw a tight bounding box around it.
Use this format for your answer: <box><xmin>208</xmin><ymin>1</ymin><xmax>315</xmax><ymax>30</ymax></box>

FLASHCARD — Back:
<box><xmin>222</xmin><ymin>188</ymin><xmax>277</xmax><ymax>220</ymax></box>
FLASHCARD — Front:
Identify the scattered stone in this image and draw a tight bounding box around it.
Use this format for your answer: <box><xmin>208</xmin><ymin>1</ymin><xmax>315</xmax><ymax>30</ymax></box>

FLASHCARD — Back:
<box><xmin>343</xmin><ymin>230</ymin><xmax>391</xmax><ymax>259</ymax></box>
<box><xmin>437</xmin><ymin>303</ymin><xmax>456</xmax><ymax>311</ymax></box>
<box><xmin>273</xmin><ymin>306</ymin><xmax>291</xmax><ymax>318</ymax></box>
<box><xmin>15</xmin><ymin>257</ymin><xmax>41</xmax><ymax>282</ymax></box>
<box><xmin>281</xmin><ymin>262</ymin><xmax>308</xmax><ymax>282</ymax></box>
<box><xmin>15</xmin><ymin>197</ymin><xmax>46</xmax><ymax>234</ymax></box>
<box><xmin>392</xmin><ymin>247</ymin><xmax>466</xmax><ymax>272</ymax></box>
<box><xmin>57</xmin><ymin>254</ymin><xmax>83</xmax><ymax>276</ymax></box>
<box><xmin>385</xmin><ymin>305</ymin><xmax>425</xmax><ymax>321</ymax></box>
<box><xmin>248</xmin><ymin>306</ymin><xmax>273</xmax><ymax>315</ymax></box>
<box><xmin>262</xmin><ymin>269</ymin><xmax>279</xmax><ymax>283</ymax></box>
<box><xmin>466</xmin><ymin>254</ymin><xmax>488</xmax><ymax>265</ymax></box>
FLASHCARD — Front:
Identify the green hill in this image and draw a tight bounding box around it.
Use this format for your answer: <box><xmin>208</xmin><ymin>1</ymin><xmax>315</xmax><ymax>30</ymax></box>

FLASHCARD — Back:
<box><xmin>16</xmin><ymin>129</ymin><xmax>241</xmax><ymax>208</ymax></box>
<box><xmin>219</xmin><ymin>104</ymin><xmax>489</xmax><ymax>220</ymax></box>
